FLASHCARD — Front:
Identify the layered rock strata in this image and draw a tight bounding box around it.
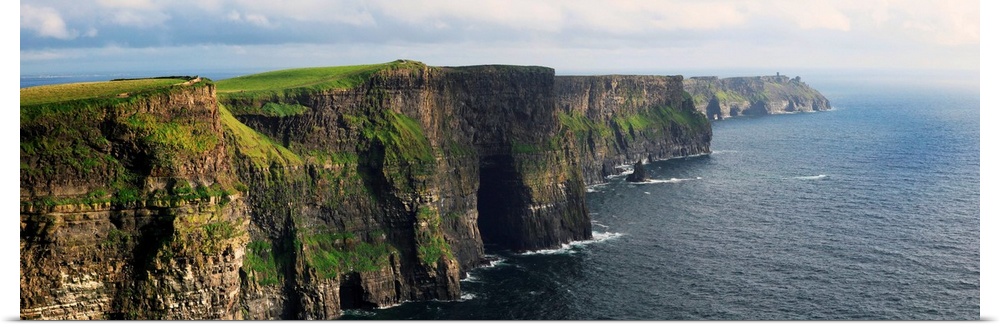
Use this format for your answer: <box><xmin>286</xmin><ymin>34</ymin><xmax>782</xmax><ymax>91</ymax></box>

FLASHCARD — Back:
<box><xmin>20</xmin><ymin>80</ymin><xmax>247</xmax><ymax>319</ymax></box>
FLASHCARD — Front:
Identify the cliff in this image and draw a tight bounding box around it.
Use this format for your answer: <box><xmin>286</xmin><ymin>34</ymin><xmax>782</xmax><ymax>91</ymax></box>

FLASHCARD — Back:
<box><xmin>556</xmin><ymin>75</ymin><xmax>711</xmax><ymax>184</ymax></box>
<box><xmin>683</xmin><ymin>75</ymin><xmax>831</xmax><ymax>120</ymax></box>
<box><xmin>220</xmin><ymin>62</ymin><xmax>590</xmax><ymax>318</ymax></box>
<box><xmin>20</xmin><ymin>78</ymin><xmax>247</xmax><ymax>319</ymax></box>
<box><xmin>19</xmin><ymin>61</ymin><xmax>712</xmax><ymax>320</ymax></box>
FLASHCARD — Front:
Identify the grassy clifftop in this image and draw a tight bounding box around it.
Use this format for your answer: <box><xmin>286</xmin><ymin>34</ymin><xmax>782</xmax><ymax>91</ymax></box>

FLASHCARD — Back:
<box><xmin>215</xmin><ymin>60</ymin><xmax>427</xmax><ymax>118</ymax></box>
<box><xmin>20</xmin><ymin>76</ymin><xmax>229</xmax><ymax>207</ymax></box>
<box><xmin>20</xmin><ymin>77</ymin><xmax>191</xmax><ymax>106</ymax></box>
<box><xmin>217</xmin><ymin>60</ymin><xmax>426</xmax><ymax>95</ymax></box>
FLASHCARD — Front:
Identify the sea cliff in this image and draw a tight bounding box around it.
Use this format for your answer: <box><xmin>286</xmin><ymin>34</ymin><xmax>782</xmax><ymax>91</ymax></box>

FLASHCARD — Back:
<box><xmin>20</xmin><ymin>61</ymin><xmax>712</xmax><ymax>319</ymax></box>
<box><xmin>683</xmin><ymin>75</ymin><xmax>831</xmax><ymax>120</ymax></box>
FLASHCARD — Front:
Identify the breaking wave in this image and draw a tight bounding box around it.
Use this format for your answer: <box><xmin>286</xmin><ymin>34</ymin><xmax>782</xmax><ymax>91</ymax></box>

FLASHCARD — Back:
<box><xmin>630</xmin><ymin>177</ymin><xmax>703</xmax><ymax>184</ymax></box>
<box><xmin>520</xmin><ymin>231</ymin><xmax>624</xmax><ymax>255</ymax></box>
<box><xmin>586</xmin><ymin>183</ymin><xmax>610</xmax><ymax>193</ymax></box>
<box><xmin>792</xmin><ymin>174</ymin><xmax>829</xmax><ymax>180</ymax></box>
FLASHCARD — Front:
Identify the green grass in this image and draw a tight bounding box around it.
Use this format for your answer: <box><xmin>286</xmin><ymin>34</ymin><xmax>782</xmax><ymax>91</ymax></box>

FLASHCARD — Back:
<box><xmin>558</xmin><ymin>104</ymin><xmax>708</xmax><ymax>147</ymax></box>
<box><xmin>216</xmin><ymin>60</ymin><xmax>426</xmax><ymax>95</ymax></box>
<box><xmin>558</xmin><ymin>112</ymin><xmax>612</xmax><ymax>138</ymax></box>
<box><xmin>259</xmin><ymin>102</ymin><xmax>310</xmax><ymax>117</ymax></box>
<box><xmin>713</xmin><ymin>89</ymin><xmax>748</xmax><ymax>103</ymax></box>
<box><xmin>21</xmin><ymin>78</ymin><xmax>189</xmax><ymax>106</ymax></box>
<box><xmin>217</xmin><ymin>60</ymin><xmax>427</xmax><ymax>117</ymax></box>
<box><xmin>219</xmin><ymin>104</ymin><xmax>303</xmax><ymax>168</ymax></box>
<box><xmin>301</xmin><ymin>232</ymin><xmax>395</xmax><ymax>278</ymax></box>
<box><xmin>414</xmin><ymin>206</ymin><xmax>454</xmax><ymax>266</ymax></box>
<box><xmin>244</xmin><ymin>241</ymin><xmax>281</xmax><ymax>286</ymax></box>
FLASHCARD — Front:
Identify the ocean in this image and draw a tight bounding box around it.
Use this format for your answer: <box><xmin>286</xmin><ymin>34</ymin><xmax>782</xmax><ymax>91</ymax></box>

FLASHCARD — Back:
<box><xmin>344</xmin><ymin>81</ymin><xmax>981</xmax><ymax>320</ymax></box>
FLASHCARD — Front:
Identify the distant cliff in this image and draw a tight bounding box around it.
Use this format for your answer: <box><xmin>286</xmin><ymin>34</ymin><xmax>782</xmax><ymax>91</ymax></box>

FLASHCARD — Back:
<box><xmin>683</xmin><ymin>75</ymin><xmax>831</xmax><ymax>120</ymax></box>
<box><xmin>19</xmin><ymin>61</ymin><xmax>711</xmax><ymax>320</ymax></box>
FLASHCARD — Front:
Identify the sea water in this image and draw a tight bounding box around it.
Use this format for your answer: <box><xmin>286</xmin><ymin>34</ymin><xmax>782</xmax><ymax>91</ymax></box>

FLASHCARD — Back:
<box><xmin>345</xmin><ymin>81</ymin><xmax>980</xmax><ymax>320</ymax></box>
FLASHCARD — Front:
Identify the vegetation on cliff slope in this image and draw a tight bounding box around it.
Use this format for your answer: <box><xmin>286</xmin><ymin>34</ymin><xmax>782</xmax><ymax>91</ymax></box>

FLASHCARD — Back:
<box><xmin>218</xmin><ymin>60</ymin><xmax>456</xmax><ymax>281</ymax></box>
<box><xmin>559</xmin><ymin>104</ymin><xmax>708</xmax><ymax>145</ymax></box>
<box><xmin>219</xmin><ymin>104</ymin><xmax>303</xmax><ymax>169</ymax></box>
<box><xmin>216</xmin><ymin>60</ymin><xmax>427</xmax><ymax>117</ymax></box>
<box><xmin>20</xmin><ymin>77</ymin><xmax>232</xmax><ymax>208</ymax></box>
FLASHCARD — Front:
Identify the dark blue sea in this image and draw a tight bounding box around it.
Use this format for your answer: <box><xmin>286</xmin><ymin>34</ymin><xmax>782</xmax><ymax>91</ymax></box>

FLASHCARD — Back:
<box><xmin>21</xmin><ymin>74</ymin><xmax>980</xmax><ymax>320</ymax></box>
<box><xmin>345</xmin><ymin>82</ymin><xmax>981</xmax><ymax>320</ymax></box>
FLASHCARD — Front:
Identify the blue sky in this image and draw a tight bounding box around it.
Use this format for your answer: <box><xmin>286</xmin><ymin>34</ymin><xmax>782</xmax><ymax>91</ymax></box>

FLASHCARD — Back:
<box><xmin>18</xmin><ymin>0</ymin><xmax>980</xmax><ymax>78</ymax></box>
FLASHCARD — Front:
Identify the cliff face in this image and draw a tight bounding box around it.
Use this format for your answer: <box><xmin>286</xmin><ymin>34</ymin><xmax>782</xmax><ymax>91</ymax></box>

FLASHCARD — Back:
<box><xmin>556</xmin><ymin>75</ymin><xmax>712</xmax><ymax>184</ymax></box>
<box><xmin>223</xmin><ymin>64</ymin><xmax>590</xmax><ymax>318</ymax></box>
<box><xmin>20</xmin><ymin>61</ymin><xmax>714</xmax><ymax>320</ymax></box>
<box><xmin>683</xmin><ymin>75</ymin><xmax>831</xmax><ymax>120</ymax></box>
<box><xmin>20</xmin><ymin>81</ymin><xmax>248</xmax><ymax>319</ymax></box>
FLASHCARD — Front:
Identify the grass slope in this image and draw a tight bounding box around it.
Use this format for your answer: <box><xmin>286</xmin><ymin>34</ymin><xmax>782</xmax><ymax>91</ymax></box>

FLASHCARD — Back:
<box><xmin>216</xmin><ymin>60</ymin><xmax>425</xmax><ymax>95</ymax></box>
<box><xmin>21</xmin><ymin>78</ymin><xmax>189</xmax><ymax>106</ymax></box>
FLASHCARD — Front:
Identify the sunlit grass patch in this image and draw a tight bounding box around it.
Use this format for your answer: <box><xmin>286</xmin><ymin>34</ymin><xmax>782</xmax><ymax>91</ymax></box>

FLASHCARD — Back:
<box><xmin>20</xmin><ymin>78</ymin><xmax>188</xmax><ymax>106</ymax></box>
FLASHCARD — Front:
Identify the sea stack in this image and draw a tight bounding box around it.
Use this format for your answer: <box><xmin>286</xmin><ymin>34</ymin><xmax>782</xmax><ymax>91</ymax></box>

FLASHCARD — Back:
<box><xmin>626</xmin><ymin>161</ymin><xmax>648</xmax><ymax>182</ymax></box>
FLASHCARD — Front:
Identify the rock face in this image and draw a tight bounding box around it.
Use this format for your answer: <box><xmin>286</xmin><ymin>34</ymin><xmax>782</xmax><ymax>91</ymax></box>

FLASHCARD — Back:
<box><xmin>683</xmin><ymin>75</ymin><xmax>831</xmax><ymax>120</ymax></box>
<box><xmin>19</xmin><ymin>61</ymin><xmax>714</xmax><ymax>320</ymax></box>
<box><xmin>20</xmin><ymin>80</ymin><xmax>248</xmax><ymax>319</ymax></box>
<box><xmin>625</xmin><ymin>161</ymin><xmax>648</xmax><ymax>183</ymax></box>
<box><xmin>556</xmin><ymin>75</ymin><xmax>712</xmax><ymax>184</ymax></box>
<box><xmin>223</xmin><ymin>64</ymin><xmax>590</xmax><ymax>318</ymax></box>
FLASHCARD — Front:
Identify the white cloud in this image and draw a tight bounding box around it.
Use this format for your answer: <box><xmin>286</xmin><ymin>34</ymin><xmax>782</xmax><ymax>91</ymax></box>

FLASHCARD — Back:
<box><xmin>229</xmin><ymin>0</ymin><xmax>375</xmax><ymax>26</ymax></box>
<box><xmin>20</xmin><ymin>4</ymin><xmax>78</xmax><ymax>39</ymax></box>
<box><xmin>226</xmin><ymin>10</ymin><xmax>274</xmax><ymax>28</ymax></box>
<box><xmin>766</xmin><ymin>2</ymin><xmax>853</xmax><ymax>31</ymax></box>
<box><xmin>95</xmin><ymin>0</ymin><xmax>169</xmax><ymax>27</ymax></box>
<box><xmin>371</xmin><ymin>0</ymin><xmax>750</xmax><ymax>34</ymax></box>
<box><xmin>96</xmin><ymin>0</ymin><xmax>158</xmax><ymax>10</ymax></box>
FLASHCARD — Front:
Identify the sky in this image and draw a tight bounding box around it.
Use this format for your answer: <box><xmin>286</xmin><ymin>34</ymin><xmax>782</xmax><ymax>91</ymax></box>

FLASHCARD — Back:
<box><xmin>18</xmin><ymin>0</ymin><xmax>981</xmax><ymax>79</ymax></box>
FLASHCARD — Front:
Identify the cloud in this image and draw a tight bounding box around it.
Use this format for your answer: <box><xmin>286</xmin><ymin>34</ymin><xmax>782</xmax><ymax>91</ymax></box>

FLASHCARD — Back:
<box><xmin>20</xmin><ymin>4</ymin><xmax>77</xmax><ymax>39</ymax></box>
<box><xmin>96</xmin><ymin>0</ymin><xmax>158</xmax><ymax>10</ymax></box>
<box><xmin>226</xmin><ymin>10</ymin><xmax>274</xmax><ymax>28</ymax></box>
<box><xmin>227</xmin><ymin>0</ymin><xmax>375</xmax><ymax>26</ymax></box>
<box><xmin>17</xmin><ymin>0</ymin><xmax>979</xmax><ymax>75</ymax></box>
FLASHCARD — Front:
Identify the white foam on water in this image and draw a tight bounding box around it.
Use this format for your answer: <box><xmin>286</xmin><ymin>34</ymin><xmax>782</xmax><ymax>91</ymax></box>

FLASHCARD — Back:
<box><xmin>711</xmin><ymin>150</ymin><xmax>738</xmax><ymax>154</ymax></box>
<box><xmin>792</xmin><ymin>174</ymin><xmax>829</xmax><ymax>180</ymax></box>
<box><xmin>429</xmin><ymin>292</ymin><xmax>478</xmax><ymax>303</ymax></box>
<box><xmin>343</xmin><ymin>309</ymin><xmax>378</xmax><ymax>316</ymax></box>
<box><xmin>644</xmin><ymin>191</ymin><xmax>650</xmax><ymax>194</ymax></box>
<box><xmin>519</xmin><ymin>231</ymin><xmax>624</xmax><ymax>255</ymax></box>
<box><xmin>630</xmin><ymin>177</ymin><xmax>702</xmax><ymax>184</ymax></box>
<box><xmin>586</xmin><ymin>183</ymin><xmax>610</xmax><ymax>193</ymax></box>
<box><xmin>375</xmin><ymin>300</ymin><xmax>411</xmax><ymax>309</ymax></box>
<box><xmin>668</xmin><ymin>152</ymin><xmax>710</xmax><ymax>160</ymax></box>
<box><xmin>606</xmin><ymin>168</ymin><xmax>634</xmax><ymax>179</ymax></box>
<box><xmin>482</xmin><ymin>257</ymin><xmax>506</xmax><ymax>268</ymax></box>
<box><xmin>460</xmin><ymin>273</ymin><xmax>480</xmax><ymax>282</ymax></box>
<box><xmin>592</xmin><ymin>221</ymin><xmax>610</xmax><ymax>229</ymax></box>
